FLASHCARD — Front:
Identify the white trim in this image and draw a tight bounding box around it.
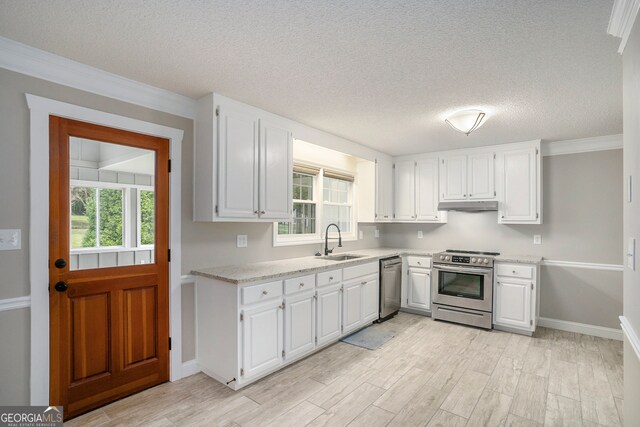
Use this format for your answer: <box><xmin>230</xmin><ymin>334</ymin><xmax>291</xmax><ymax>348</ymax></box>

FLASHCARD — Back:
<box><xmin>542</xmin><ymin>134</ymin><xmax>623</xmax><ymax>157</ymax></box>
<box><xmin>181</xmin><ymin>274</ymin><xmax>195</xmax><ymax>285</ymax></box>
<box><xmin>620</xmin><ymin>315</ymin><xmax>640</xmax><ymax>360</ymax></box>
<box><xmin>0</xmin><ymin>295</ymin><xmax>31</xmax><ymax>312</ymax></box>
<box><xmin>27</xmin><ymin>94</ymin><xmax>183</xmax><ymax>406</ymax></box>
<box><xmin>538</xmin><ymin>317</ymin><xmax>623</xmax><ymax>341</ymax></box>
<box><xmin>181</xmin><ymin>359</ymin><xmax>201</xmax><ymax>378</ymax></box>
<box><xmin>541</xmin><ymin>259</ymin><xmax>624</xmax><ymax>272</ymax></box>
<box><xmin>608</xmin><ymin>0</ymin><xmax>640</xmax><ymax>53</ymax></box>
<box><xmin>0</xmin><ymin>36</ymin><xmax>196</xmax><ymax>119</ymax></box>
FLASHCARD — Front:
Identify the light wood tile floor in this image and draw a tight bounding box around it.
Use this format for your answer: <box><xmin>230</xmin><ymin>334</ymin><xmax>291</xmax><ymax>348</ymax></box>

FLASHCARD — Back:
<box><xmin>66</xmin><ymin>313</ymin><xmax>623</xmax><ymax>427</ymax></box>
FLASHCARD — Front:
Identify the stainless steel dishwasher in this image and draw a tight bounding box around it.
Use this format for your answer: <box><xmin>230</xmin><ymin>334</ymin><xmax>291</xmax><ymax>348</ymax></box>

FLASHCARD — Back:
<box><xmin>378</xmin><ymin>256</ymin><xmax>402</xmax><ymax>321</ymax></box>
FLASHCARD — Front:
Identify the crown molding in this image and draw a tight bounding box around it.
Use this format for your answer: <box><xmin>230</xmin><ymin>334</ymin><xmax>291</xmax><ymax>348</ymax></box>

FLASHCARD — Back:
<box><xmin>608</xmin><ymin>0</ymin><xmax>640</xmax><ymax>53</ymax></box>
<box><xmin>0</xmin><ymin>36</ymin><xmax>197</xmax><ymax>119</ymax></box>
<box><xmin>542</xmin><ymin>134</ymin><xmax>622</xmax><ymax>157</ymax></box>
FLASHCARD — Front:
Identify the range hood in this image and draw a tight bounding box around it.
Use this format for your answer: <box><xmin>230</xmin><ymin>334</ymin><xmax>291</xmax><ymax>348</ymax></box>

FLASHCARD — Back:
<box><xmin>437</xmin><ymin>201</ymin><xmax>499</xmax><ymax>212</ymax></box>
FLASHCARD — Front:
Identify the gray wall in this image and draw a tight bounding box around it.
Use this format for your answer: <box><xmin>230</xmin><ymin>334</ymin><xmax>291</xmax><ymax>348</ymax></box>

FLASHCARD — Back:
<box><xmin>381</xmin><ymin>150</ymin><xmax>623</xmax><ymax>329</ymax></box>
<box><xmin>623</xmin><ymin>16</ymin><xmax>640</xmax><ymax>427</ymax></box>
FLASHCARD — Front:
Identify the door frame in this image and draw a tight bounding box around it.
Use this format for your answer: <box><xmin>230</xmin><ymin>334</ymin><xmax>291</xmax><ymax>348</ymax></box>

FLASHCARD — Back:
<box><xmin>26</xmin><ymin>94</ymin><xmax>184</xmax><ymax>405</ymax></box>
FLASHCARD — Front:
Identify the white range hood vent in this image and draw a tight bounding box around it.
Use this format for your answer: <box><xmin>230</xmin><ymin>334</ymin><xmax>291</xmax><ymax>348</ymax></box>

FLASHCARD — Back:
<box><xmin>437</xmin><ymin>201</ymin><xmax>499</xmax><ymax>212</ymax></box>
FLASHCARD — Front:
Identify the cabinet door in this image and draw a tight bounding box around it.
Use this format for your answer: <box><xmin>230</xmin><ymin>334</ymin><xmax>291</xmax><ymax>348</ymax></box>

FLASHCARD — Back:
<box><xmin>468</xmin><ymin>153</ymin><xmax>495</xmax><ymax>200</ymax></box>
<box><xmin>499</xmin><ymin>148</ymin><xmax>538</xmax><ymax>223</ymax></box>
<box><xmin>440</xmin><ymin>155</ymin><xmax>467</xmax><ymax>200</ymax></box>
<box><xmin>242</xmin><ymin>300</ymin><xmax>283</xmax><ymax>380</ymax></box>
<box><xmin>284</xmin><ymin>290</ymin><xmax>316</xmax><ymax>361</ymax></box>
<box><xmin>394</xmin><ymin>161</ymin><xmax>416</xmax><ymax>220</ymax></box>
<box><xmin>376</xmin><ymin>159</ymin><xmax>394</xmax><ymax>221</ymax></box>
<box><xmin>494</xmin><ymin>277</ymin><xmax>532</xmax><ymax>330</ymax></box>
<box><xmin>416</xmin><ymin>158</ymin><xmax>440</xmax><ymax>221</ymax></box>
<box><xmin>259</xmin><ymin>119</ymin><xmax>292</xmax><ymax>219</ymax></box>
<box><xmin>361</xmin><ymin>277</ymin><xmax>379</xmax><ymax>324</ymax></box>
<box><xmin>218</xmin><ymin>104</ymin><xmax>259</xmax><ymax>218</ymax></box>
<box><xmin>317</xmin><ymin>283</ymin><xmax>342</xmax><ymax>346</ymax></box>
<box><xmin>407</xmin><ymin>268</ymin><xmax>431</xmax><ymax>311</ymax></box>
<box><xmin>342</xmin><ymin>280</ymin><xmax>363</xmax><ymax>334</ymax></box>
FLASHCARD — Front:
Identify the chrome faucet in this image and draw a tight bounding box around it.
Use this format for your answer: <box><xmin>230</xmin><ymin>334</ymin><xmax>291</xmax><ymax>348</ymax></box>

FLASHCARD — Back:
<box><xmin>324</xmin><ymin>223</ymin><xmax>342</xmax><ymax>256</ymax></box>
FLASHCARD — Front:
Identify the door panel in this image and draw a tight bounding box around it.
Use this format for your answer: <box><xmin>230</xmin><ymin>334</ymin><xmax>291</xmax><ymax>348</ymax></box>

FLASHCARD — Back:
<box><xmin>342</xmin><ymin>281</ymin><xmax>362</xmax><ymax>334</ymax></box>
<box><xmin>416</xmin><ymin>158</ymin><xmax>440</xmax><ymax>220</ymax></box>
<box><xmin>500</xmin><ymin>149</ymin><xmax>537</xmax><ymax>222</ymax></box>
<box><xmin>362</xmin><ymin>278</ymin><xmax>379</xmax><ymax>323</ymax></box>
<box><xmin>394</xmin><ymin>161</ymin><xmax>416</xmax><ymax>220</ymax></box>
<box><xmin>259</xmin><ymin>119</ymin><xmax>292</xmax><ymax>219</ymax></box>
<box><xmin>284</xmin><ymin>291</ymin><xmax>315</xmax><ymax>360</ymax></box>
<box><xmin>495</xmin><ymin>278</ymin><xmax>531</xmax><ymax>329</ymax></box>
<box><xmin>375</xmin><ymin>159</ymin><xmax>394</xmax><ymax>220</ymax></box>
<box><xmin>440</xmin><ymin>156</ymin><xmax>467</xmax><ymax>200</ymax></box>
<box><xmin>242</xmin><ymin>301</ymin><xmax>284</xmax><ymax>379</ymax></box>
<box><xmin>468</xmin><ymin>153</ymin><xmax>495</xmax><ymax>200</ymax></box>
<box><xmin>317</xmin><ymin>284</ymin><xmax>342</xmax><ymax>346</ymax></box>
<box><xmin>49</xmin><ymin>116</ymin><xmax>169</xmax><ymax>419</ymax></box>
<box><xmin>407</xmin><ymin>268</ymin><xmax>431</xmax><ymax>311</ymax></box>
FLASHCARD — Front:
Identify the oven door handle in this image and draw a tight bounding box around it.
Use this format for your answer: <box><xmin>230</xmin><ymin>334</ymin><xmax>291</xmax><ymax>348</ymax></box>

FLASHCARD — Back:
<box><xmin>433</xmin><ymin>265</ymin><xmax>493</xmax><ymax>275</ymax></box>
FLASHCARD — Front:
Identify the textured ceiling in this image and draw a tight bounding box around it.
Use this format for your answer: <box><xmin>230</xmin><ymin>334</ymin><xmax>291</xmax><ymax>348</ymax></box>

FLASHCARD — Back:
<box><xmin>0</xmin><ymin>0</ymin><xmax>622</xmax><ymax>155</ymax></box>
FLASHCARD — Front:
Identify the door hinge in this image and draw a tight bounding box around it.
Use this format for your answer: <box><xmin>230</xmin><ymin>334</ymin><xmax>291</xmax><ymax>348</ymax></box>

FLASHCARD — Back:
<box><xmin>240</xmin><ymin>313</ymin><xmax>244</xmax><ymax>321</ymax></box>
<box><xmin>315</xmin><ymin>336</ymin><xmax>318</xmax><ymax>344</ymax></box>
<box><xmin>313</xmin><ymin>293</ymin><xmax>317</xmax><ymax>300</ymax></box>
<box><xmin>531</xmin><ymin>283</ymin><xmax>534</xmax><ymax>290</ymax></box>
<box><xmin>215</xmin><ymin>205</ymin><xmax>219</xmax><ymax>214</ymax></box>
<box><xmin>282</xmin><ymin>350</ymin><xmax>285</xmax><ymax>357</ymax></box>
<box><xmin>280</xmin><ymin>301</ymin><xmax>285</xmax><ymax>309</ymax></box>
<box><xmin>169</xmin><ymin>337</ymin><xmax>172</xmax><ymax>350</ymax></box>
<box><xmin>215</xmin><ymin>107</ymin><xmax>220</xmax><ymax>117</ymax></box>
<box><xmin>536</xmin><ymin>213</ymin><xmax>539</xmax><ymax>219</ymax></box>
<box><xmin>493</xmin><ymin>153</ymin><xmax>496</xmax><ymax>159</ymax></box>
<box><xmin>240</xmin><ymin>368</ymin><xmax>244</xmax><ymax>376</ymax></box>
<box><xmin>168</xmin><ymin>249</ymin><xmax>171</xmax><ymax>262</ymax></box>
<box><xmin>392</xmin><ymin>164</ymin><xmax>396</xmax><ymax>169</ymax></box>
<box><xmin>442</xmin><ymin>159</ymin><xmax>444</xmax><ymax>164</ymax></box>
<box><xmin>530</xmin><ymin>319</ymin><xmax>533</xmax><ymax>326</ymax></box>
<box><xmin>375</xmin><ymin>158</ymin><xmax>378</xmax><ymax>164</ymax></box>
<box><xmin>536</xmin><ymin>148</ymin><xmax>539</xmax><ymax>155</ymax></box>
<box><xmin>168</xmin><ymin>159</ymin><xmax>171</xmax><ymax>173</ymax></box>
<box><xmin>494</xmin><ymin>191</ymin><xmax>496</xmax><ymax>197</ymax></box>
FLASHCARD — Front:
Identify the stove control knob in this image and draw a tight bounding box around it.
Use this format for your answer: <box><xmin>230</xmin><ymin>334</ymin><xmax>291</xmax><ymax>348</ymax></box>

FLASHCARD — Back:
<box><xmin>483</xmin><ymin>258</ymin><xmax>489</xmax><ymax>264</ymax></box>
<box><xmin>471</xmin><ymin>257</ymin><xmax>477</xmax><ymax>263</ymax></box>
<box><xmin>440</xmin><ymin>255</ymin><xmax>445</xmax><ymax>260</ymax></box>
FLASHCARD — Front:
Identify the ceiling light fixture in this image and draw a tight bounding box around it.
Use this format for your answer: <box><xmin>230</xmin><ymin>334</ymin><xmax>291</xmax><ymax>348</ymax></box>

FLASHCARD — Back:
<box><xmin>444</xmin><ymin>109</ymin><xmax>487</xmax><ymax>136</ymax></box>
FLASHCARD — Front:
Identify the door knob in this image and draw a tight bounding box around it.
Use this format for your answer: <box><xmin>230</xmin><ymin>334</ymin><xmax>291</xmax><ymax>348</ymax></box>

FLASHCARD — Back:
<box><xmin>54</xmin><ymin>258</ymin><xmax>67</xmax><ymax>269</ymax></box>
<box><xmin>54</xmin><ymin>281</ymin><xmax>68</xmax><ymax>292</ymax></box>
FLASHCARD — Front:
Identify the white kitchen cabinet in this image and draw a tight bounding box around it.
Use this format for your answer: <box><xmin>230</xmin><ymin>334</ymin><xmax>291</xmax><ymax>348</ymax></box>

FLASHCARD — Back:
<box><xmin>416</xmin><ymin>158</ymin><xmax>445</xmax><ymax>222</ymax></box>
<box><xmin>316</xmin><ymin>283</ymin><xmax>342</xmax><ymax>346</ymax></box>
<box><xmin>468</xmin><ymin>152</ymin><xmax>495</xmax><ymax>200</ymax></box>
<box><xmin>440</xmin><ymin>155</ymin><xmax>467</xmax><ymax>200</ymax></box>
<box><xmin>493</xmin><ymin>262</ymin><xmax>539</xmax><ymax>335</ymax></box>
<box><xmin>362</xmin><ymin>275</ymin><xmax>380</xmax><ymax>324</ymax></box>
<box><xmin>376</xmin><ymin>159</ymin><xmax>394</xmax><ymax>221</ymax></box>
<box><xmin>194</xmin><ymin>93</ymin><xmax>292</xmax><ymax>222</ymax></box>
<box><xmin>497</xmin><ymin>144</ymin><xmax>541</xmax><ymax>224</ymax></box>
<box><xmin>241</xmin><ymin>299</ymin><xmax>284</xmax><ymax>380</ymax></box>
<box><xmin>342</xmin><ymin>279</ymin><xmax>363</xmax><ymax>334</ymax></box>
<box><xmin>407</xmin><ymin>267</ymin><xmax>431</xmax><ymax>312</ymax></box>
<box><xmin>394</xmin><ymin>160</ymin><xmax>416</xmax><ymax>220</ymax></box>
<box><xmin>284</xmin><ymin>290</ymin><xmax>316</xmax><ymax>361</ymax></box>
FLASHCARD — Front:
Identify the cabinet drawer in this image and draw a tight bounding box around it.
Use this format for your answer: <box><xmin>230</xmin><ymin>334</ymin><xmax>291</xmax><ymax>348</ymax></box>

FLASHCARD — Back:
<box><xmin>241</xmin><ymin>280</ymin><xmax>283</xmax><ymax>305</ymax></box>
<box><xmin>343</xmin><ymin>262</ymin><xmax>378</xmax><ymax>281</ymax></box>
<box><xmin>317</xmin><ymin>269</ymin><xmax>342</xmax><ymax>287</ymax></box>
<box><xmin>407</xmin><ymin>256</ymin><xmax>431</xmax><ymax>268</ymax></box>
<box><xmin>284</xmin><ymin>274</ymin><xmax>315</xmax><ymax>295</ymax></box>
<box><xmin>496</xmin><ymin>264</ymin><xmax>534</xmax><ymax>279</ymax></box>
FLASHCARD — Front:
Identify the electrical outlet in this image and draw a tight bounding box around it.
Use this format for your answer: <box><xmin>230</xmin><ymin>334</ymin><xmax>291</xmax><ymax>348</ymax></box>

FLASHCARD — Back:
<box><xmin>374</xmin><ymin>229</ymin><xmax>380</xmax><ymax>238</ymax></box>
<box><xmin>0</xmin><ymin>229</ymin><xmax>21</xmax><ymax>250</ymax></box>
<box><xmin>359</xmin><ymin>230</ymin><xmax>364</xmax><ymax>239</ymax></box>
<box><xmin>533</xmin><ymin>235</ymin><xmax>541</xmax><ymax>245</ymax></box>
<box><xmin>417</xmin><ymin>230</ymin><xmax>423</xmax><ymax>239</ymax></box>
<box><xmin>236</xmin><ymin>234</ymin><xmax>248</xmax><ymax>248</ymax></box>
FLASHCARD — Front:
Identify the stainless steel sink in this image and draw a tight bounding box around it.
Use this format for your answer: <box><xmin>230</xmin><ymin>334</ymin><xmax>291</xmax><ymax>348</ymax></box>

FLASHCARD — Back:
<box><xmin>319</xmin><ymin>254</ymin><xmax>365</xmax><ymax>261</ymax></box>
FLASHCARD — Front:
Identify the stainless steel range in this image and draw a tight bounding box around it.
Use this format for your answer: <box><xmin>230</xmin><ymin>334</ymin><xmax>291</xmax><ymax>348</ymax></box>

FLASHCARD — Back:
<box><xmin>431</xmin><ymin>249</ymin><xmax>499</xmax><ymax>329</ymax></box>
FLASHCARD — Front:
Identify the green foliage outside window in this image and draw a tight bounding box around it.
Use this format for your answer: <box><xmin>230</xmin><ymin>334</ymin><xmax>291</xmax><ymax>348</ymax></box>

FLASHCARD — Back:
<box><xmin>140</xmin><ymin>190</ymin><xmax>155</xmax><ymax>245</ymax></box>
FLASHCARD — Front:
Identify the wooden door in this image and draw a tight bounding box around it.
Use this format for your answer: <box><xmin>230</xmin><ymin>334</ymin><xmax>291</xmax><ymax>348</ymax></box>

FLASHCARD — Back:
<box><xmin>494</xmin><ymin>278</ymin><xmax>531</xmax><ymax>329</ymax></box>
<box><xmin>440</xmin><ymin>155</ymin><xmax>467</xmax><ymax>200</ymax></box>
<box><xmin>407</xmin><ymin>268</ymin><xmax>431</xmax><ymax>311</ymax></box>
<box><xmin>49</xmin><ymin>116</ymin><xmax>170</xmax><ymax>419</ymax></box>
<box><xmin>258</xmin><ymin>118</ymin><xmax>292</xmax><ymax>219</ymax></box>
<box><xmin>416</xmin><ymin>158</ymin><xmax>440</xmax><ymax>221</ymax></box>
<box><xmin>284</xmin><ymin>290</ymin><xmax>316</xmax><ymax>360</ymax></box>
<box><xmin>468</xmin><ymin>152</ymin><xmax>495</xmax><ymax>200</ymax></box>
<box><xmin>316</xmin><ymin>284</ymin><xmax>342</xmax><ymax>346</ymax></box>
<box><xmin>241</xmin><ymin>300</ymin><xmax>284</xmax><ymax>380</ymax></box>
<box><xmin>393</xmin><ymin>160</ymin><xmax>416</xmax><ymax>220</ymax></box>
<box><xmin>342</xmin><ymin>280</ymin><xmax>363</xmax><ymax>334</ymax></box>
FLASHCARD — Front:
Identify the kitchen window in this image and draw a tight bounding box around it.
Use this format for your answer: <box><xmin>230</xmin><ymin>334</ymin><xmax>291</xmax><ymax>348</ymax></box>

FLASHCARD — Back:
<box><xmin>274</xmin><ymin>164</ymin><xmax>356</xmax><ymax>246</ymax></box>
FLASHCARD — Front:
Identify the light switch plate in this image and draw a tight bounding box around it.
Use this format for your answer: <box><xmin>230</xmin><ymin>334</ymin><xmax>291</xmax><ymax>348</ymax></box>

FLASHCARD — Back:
<box><xmin>533</xmin><ymin>235</ymin><xmax>541</xmax><ymax>245</ymax></box>
<box><xmin>374</xmin><ymin>229</ymin><xmax>380</xmax><ymax>238</ymax></box>
<box><xmin>628</xmin><ymin>237</ymin><xmax>636</xmax><ymax>271</ymax></box>
<box><xmin>0</xmin><ymin>229</ymin><xmax>21</xmax><ymax>250</ymax></box>
<box><xmin>237</xmin><ymin>234</ymin><xmax>248</xmax><ymax>248</ymax></box>
<box><xmin>417</xmin><ymin>231</ymin><xmax>423</xmax><ymax>239</ymax></box>
<box><xmin>359</xmin><ymin>230</ymin><xmax>364</xmax><ymax>239</ymax></box>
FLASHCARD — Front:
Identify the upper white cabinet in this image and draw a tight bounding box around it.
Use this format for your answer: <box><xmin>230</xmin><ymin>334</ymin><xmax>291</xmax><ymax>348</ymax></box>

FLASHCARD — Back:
<box><xmin>194</xmin><ymin>93</ymin><xmax>292</xmax><ymax>222</ymax></box>
<box><xmin>393</xmin><ymin>159</ymin><xmax>446</xmax><ymax>223</ymax></box>
<box><xmin>440</xmin><ymin>153</ymin><xmax>495</xmax><ymax>201</ymax></box>
<box><xmin>497</xmin><ymin>142</ymin><xmax>541</xmax><ymax>224</ymax></box>
<box><xmin>376</xmin><ymin>159</ymin><xmax>394</xmax><ymax>221</ymax></box>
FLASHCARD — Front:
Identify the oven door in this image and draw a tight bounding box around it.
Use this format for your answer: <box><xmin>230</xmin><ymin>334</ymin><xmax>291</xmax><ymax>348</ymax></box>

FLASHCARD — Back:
<box><xmin>431</xmin><ymin>265</ymin><xmax>493</xmax><ymax>312</ymax></box>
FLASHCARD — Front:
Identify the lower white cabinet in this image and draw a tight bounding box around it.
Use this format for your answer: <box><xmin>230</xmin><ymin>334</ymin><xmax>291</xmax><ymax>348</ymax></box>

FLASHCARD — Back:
<box><xmin>342</xmin><ymin>279</ymin><xmax>363</xmax><ymax>334</ymax></box>
<box><xmin>284</xmin><ymin>290</ymin><xmax>316</xmax><ymax>361</ymax></box>
<box><xmin>241</xmin><ymin>299</ymin><xmax>284</xmax><ymax>380</ymax></box>
<box><xmin>493</xmin><ymin>262</ymin><xmax>540</xmax><ymax>335</ymax></box>
<box><xmin>316</xmin><ymin>283</ymin><xmax>342</xmax><ymax>346</ymax></box>
<box><xmin>407</xmin><ymin>267</ymin><xmax>431</xmax><ymax>311</ymax></box>
<box><xmin>362</xmin><ymin>275</ymin><xmax>380</xmax><ymax>324</ymax></box>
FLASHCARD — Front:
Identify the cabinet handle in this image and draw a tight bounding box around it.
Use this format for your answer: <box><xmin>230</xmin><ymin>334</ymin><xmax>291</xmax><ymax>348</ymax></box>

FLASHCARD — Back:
<box><xmin>262</xmin><ymin>290</ymin><xmax>268</xmax><ymax>295</ymax></box>
<box><xmin>260</xmin><ymin>210</ymin><xmax>266</xmax><ymax>214</ymax></box>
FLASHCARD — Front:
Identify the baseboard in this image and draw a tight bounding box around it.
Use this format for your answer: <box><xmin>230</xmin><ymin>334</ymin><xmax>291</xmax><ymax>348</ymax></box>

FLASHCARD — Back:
<box><xmin>538</xmin><ymin>317</ymin><xmax>622</xmax><ymax>341</ymax></box>
<box><xmin>620</xmin><ymin>316</ymin><xmax>640</xmax><ymax>360</ymax></box>
<box><xmin>181</xmin><ymin>359</ymin><xmax>201</xmax><ymax>378</ymax></box>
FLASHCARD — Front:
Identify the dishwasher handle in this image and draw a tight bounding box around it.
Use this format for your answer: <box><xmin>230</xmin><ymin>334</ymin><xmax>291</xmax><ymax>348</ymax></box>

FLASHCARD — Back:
<box><xmin>383</xmin><ymin>263</ymin><xmax>402</xmax><ymax>269</ymax></box>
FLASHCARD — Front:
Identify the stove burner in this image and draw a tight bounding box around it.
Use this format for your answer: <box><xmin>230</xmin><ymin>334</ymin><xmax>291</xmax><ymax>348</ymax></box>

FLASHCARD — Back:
<box><xmin>445</xmin><ymin>249</ymin><xmax>500</xmax><ymax>256</ymax></box>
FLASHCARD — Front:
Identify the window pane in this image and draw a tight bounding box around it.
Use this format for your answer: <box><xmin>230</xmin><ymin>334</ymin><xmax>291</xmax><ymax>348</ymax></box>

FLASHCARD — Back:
<box><xmin>71</xmin><ymin>186</ymin><xmax>97</xmax><ymax>249</ymax></box>
<box><xmin>99</xmin><ymin>188</ymin><xmax>123</xmax><ymax>247</ymax></box>
<box><xmin>323</xmin><ymin>204</ymin><xmax>351</xmax><ymax>233</ymax></box>
<box><xmin>278</xmin><ymin>202</ymin><xmax>316</xmax><ymax>235</ymax></box>
<box><xmin>140</xmin><ymin>190</ymin><xmax>155</xmax><ymax>245</ymax></box>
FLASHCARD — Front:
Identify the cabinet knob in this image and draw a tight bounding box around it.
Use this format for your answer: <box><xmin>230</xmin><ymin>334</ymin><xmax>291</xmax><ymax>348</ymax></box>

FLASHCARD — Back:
<box><xmin>262</xmin><ymin>290</ymin><xmax>268</xmax><ymax>295</ymax></box>
<box><xmin>361</xmin><ymin>281</ymin><xmax>367</xmax><ymax>285</ymax></box>
<box><xmin>469</xmin><ymin>194</ymin><xmax>473</xmax><ymax>197</ymax></box>
<box><xmin>417</xmin><ymin>261</ymin><xmax>421</xmax><ymax>265</ymax></box>
<box><xmin>513</xmin><ymin>270</ymin><xmax>517</xmax><ymax>274</ymax></box>
<box><xmin>254</xmin><ymin>210</ymin><xmax>258</xmax><ymax>214</ymax></box>
<box><xmin>260</xmin><ymin>210</ymin><xmax>266</xmax><ymax>214</ymax></box>
<box><xmin>299</xmin><ymin>283</ymin><xmax>305</xmax><ymax>287</ymax></box>
<box><xmin>329</xmin><ymin>276</ymin><xmax>333</xmax><ymax>280</ymax></box>
<box><xmin>501</xmin><ymin>215</ymin><xmax>505</xmax><ymax>219</ymax></box>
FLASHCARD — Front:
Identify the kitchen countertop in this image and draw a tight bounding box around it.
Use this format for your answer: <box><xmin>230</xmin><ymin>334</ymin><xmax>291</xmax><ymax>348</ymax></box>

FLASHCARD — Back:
<box><xmin>191</xmin><ymin>248</ymin><xmax>542</xmax><ymax>285</ymax></box>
